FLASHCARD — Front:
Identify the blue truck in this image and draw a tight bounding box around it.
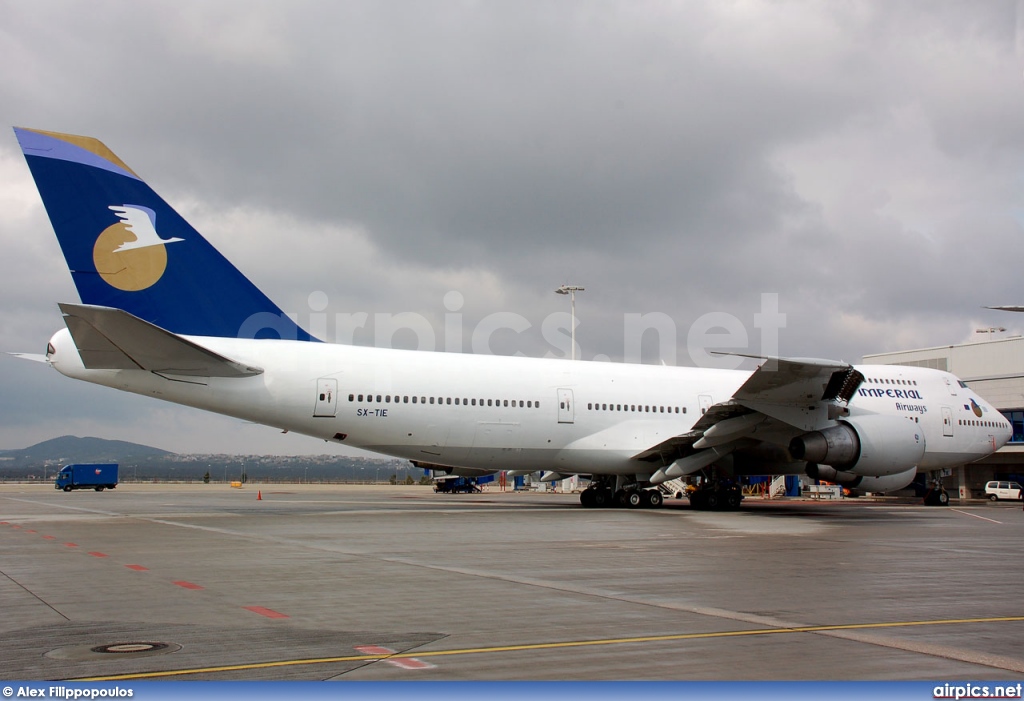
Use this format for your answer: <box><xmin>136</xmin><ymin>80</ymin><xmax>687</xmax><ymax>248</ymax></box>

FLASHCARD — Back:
<box><xmin>55</xmin><ymin>464</ymin><xmax>118</xmax><ymax>492</ymax></box>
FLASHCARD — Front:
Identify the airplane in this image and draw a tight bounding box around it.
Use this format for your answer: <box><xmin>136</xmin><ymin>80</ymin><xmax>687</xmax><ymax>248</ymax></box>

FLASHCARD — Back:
<box><xmin>10</xmin><ymin>127</ymin><xmax>1013</xmax><ymax>509</ymax></box>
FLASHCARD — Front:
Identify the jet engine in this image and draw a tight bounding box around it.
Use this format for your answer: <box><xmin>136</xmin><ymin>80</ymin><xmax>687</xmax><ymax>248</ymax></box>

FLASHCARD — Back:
<box><xmin>805</xmin><ymin>464</ymin><xmax>917</xmax><ymax>493</ymax></box>
<box><xmin>789</xmin><ymin>414</ymin><xmax>925</xmax><ymax>477</ymax></box>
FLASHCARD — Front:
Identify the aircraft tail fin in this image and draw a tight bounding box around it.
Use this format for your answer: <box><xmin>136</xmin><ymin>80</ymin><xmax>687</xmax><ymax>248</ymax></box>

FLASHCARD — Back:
<box><xmin>15</xmin><ymin>127</ymin><xmax>314</xmax><ymax>340</ymax></box>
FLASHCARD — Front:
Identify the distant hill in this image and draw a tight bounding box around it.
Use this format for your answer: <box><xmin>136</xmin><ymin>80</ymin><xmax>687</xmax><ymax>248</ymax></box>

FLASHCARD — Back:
<box><xmin>0</xmin><ymin>435</ymin><xmax>174</xmax><ymax>464</ymax></box>
<box><xmin>0</xmin><ymin>435</ymin><xmax>410</xmax><ymax>484</ymax></box>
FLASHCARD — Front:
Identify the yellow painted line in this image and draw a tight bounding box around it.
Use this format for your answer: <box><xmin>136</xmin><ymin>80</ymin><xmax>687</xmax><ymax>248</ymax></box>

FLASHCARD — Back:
<box><xmin>77</xmin><ymin>615</ymin><xmax>1024</xmax><ymax>681</ymax></box>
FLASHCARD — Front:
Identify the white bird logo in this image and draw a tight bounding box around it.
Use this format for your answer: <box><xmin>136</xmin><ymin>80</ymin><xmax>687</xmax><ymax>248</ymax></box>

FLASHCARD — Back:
<box><xmin>108</xmin><ymin>204</ymin><xmax>184</xmax><ymax>252</ymax></box>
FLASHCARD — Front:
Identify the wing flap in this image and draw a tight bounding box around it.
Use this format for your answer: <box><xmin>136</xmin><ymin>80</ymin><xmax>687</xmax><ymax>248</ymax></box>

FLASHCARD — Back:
<box><xmin>59</xmin><ymin>303</ymin><xmax>263</xmax><ymax>378</ymax></box>
<box><xmin>632</xmin><ymin>355</ymin><xmax>865</xmax><ymax>465</ymax></box>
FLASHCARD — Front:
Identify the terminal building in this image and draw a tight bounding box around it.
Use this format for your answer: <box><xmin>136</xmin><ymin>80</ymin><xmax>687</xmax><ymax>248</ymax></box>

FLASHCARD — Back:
<box><xmin>863</xmin><ymin>335</ymin><xmax>1024</xmax><ymax>500</ymax></box>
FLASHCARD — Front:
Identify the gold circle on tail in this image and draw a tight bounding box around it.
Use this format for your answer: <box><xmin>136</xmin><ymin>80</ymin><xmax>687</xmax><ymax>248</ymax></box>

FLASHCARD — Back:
<box><xmin>93</xmin><ymin>223</ymin><xmax>168</xmax><ymax>291</ymax></box>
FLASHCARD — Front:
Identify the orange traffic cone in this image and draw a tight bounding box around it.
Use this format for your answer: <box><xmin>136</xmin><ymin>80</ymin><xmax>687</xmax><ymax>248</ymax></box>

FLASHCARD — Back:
<box><xmin>257</xmin><ymin>490</ymin><xmax>262</xmax><ymax>501</ymax></box>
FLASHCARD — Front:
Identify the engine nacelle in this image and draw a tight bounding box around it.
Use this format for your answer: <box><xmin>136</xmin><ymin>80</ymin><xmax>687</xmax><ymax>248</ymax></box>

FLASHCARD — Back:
<box><xmin>790</xmin><ymin>414</ymin><xmax>925</xmax><ymax>477</ymax></box>
<box><xmin>806</xmin><ymin>464</ymin><xmax>917</xmax><ymax>492</ymax></box>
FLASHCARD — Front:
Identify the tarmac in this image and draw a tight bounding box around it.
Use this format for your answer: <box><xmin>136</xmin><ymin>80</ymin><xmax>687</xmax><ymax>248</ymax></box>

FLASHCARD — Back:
<box><xmin>2</xmin><ymin>482</ymin><xmax>1024</xmax><ymax>681</ymax></box>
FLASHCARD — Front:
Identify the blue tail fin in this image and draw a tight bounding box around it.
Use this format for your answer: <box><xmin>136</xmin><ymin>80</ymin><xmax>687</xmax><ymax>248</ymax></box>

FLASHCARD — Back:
<box><xmin>15</xmin><ymin>127</ymin><xmax>314</xmax><ymax>341</ymax></box>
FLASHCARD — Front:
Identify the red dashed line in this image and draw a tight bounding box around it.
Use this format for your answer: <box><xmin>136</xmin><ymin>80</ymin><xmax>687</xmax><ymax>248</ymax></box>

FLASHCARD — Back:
<box><xmin>42</xmin><ymin>535</ymin><xmax>56</xmax><ymax>540</ymax></box>
<box><xmin>243</xmin><ymin>606</ymin><xmax>289</xmax><ymax>619</ymax></box>
<box><xmin>88</xmin><ymin>552</ymin><xmax>108</xmax><ymax>558</ymax></box>
<box><xmin>125</xmin><ymin>564</ymin><xmax>149</xmax><ymax>571</ymax></box>
<box><xmin>11</xmin><ymin>525</ymin><xmax>21</xmax><ymax>529</ymax></box>
<box><xmin>25</xmin><ymin>529</ymin><xmax>36</xmax><ymax>533</ymax></box>
<box><xmin>173</xmin><ymin>581</ymin><xmax>204</xmax><ymax>590</ymax></box>
<box><xmin>354</xmin><ymin>645</ymin><xmax>435</xmax><ymax>670</ymax></box>
<box><xmin>64</xmin><ymin>543</ymin><xmax>78</xmax><ymax>548</ymax></box>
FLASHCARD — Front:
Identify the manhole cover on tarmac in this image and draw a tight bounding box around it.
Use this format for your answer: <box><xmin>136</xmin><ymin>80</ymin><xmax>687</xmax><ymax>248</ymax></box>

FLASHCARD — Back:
<box><xmin>92</xmin><ymin>642</ymin><xmax>170</xmax><ymax>654</ymax></box>
<box><xmin>46</xmin><ymin>641</ymin><xmax>181</xmax><ymax>661</ymax></box>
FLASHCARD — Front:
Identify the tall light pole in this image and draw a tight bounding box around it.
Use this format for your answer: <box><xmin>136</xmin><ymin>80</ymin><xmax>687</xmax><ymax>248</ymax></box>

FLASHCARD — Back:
<box><xmin>555</xmin><ymin>285</ymin><xmax>585</xmax><ymax>360</ymax></box>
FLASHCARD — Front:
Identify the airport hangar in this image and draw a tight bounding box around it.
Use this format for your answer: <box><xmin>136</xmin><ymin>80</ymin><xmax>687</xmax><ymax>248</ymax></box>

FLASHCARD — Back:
<box><xmin>864</xmin><ymin>335</ymin><xmax>1024</xmax><ymax>499</ymax></box>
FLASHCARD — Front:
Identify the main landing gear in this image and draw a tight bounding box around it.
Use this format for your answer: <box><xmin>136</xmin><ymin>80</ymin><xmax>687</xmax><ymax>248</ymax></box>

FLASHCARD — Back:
<box><xmin>579</xmin><ymin>476</ymin><xmax>664</xmax><ymax>509</ymax></box>
<box><xmin>687</xmin><ymin>482</ymin><xmax>743</xmax><ymax>511</ymax></box>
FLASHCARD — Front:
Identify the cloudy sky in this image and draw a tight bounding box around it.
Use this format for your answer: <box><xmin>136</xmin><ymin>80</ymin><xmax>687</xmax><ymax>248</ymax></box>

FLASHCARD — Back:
<box><xmin>2</xmin><ymin>1</ymin><xmax>1024</xmax><ymax>456</ymax></box>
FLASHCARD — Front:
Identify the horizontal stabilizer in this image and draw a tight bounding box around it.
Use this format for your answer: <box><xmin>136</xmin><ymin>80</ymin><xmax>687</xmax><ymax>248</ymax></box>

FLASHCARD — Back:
<box><xmin>7</xmin><ymin>353</ymin><xmax>50</xmax><ymax>364</ymax></box>
<box><xmin>59</xmin><ymin>303</ymin><xmax>263</xmax><ymax>378</ymax></box>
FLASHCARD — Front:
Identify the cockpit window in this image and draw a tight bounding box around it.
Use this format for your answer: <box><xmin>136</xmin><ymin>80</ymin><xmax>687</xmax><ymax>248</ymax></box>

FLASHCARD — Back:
<box><xmin>46</xmin><ymin>342</ymin><xmax>56</xmax><ymax>356</ymax></box>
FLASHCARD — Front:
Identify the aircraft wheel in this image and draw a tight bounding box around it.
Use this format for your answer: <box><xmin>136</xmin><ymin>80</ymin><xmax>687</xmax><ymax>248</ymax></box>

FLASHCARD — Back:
<box><xmin>645</xmin><ymin>490</ymin><xmax>663</xmax><ymax>508</ymax></box>
<box><xmin>725</xmin><ymin>492</ymin><xmax>740</xmax><ymax>510</ymax></box>
<box><xmin>580</xmin><ymin>490</ymin><xmax>596</xmax><ymax>508</ymax></box>
<box><xmin>689</xmin><ymin>491</ymin><xmax>705</xmax><ymax>510</ymax></box>
<box><xmin>937</xmin><ymin>491</ymin><xmax>949</xmax><ymax>506</ymax></box>
<box><xmin>626</xmin><ymin>491</ymin><xmax>643</xmax><ymax>508</ymax></box>
<box><xmin>593</xmin><ymin>489</ymin><xmax>611</xmax><ymax>508</ymax></box>
<box><xmin>704</xmin><ymin>492</ymin><xmax>720</xmax><ymax>510</ymax></box>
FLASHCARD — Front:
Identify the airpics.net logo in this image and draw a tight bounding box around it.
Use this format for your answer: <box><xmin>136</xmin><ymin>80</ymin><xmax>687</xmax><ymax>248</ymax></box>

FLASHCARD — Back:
<box><xmin>933</xmin><ymin>682</ymin><xmax>1023</xmax><ymax>699</ymax></box>
<box><xmin>93</xmin><ymin>204</ymin><xmax>184</xmax><ymax>291</ymax></box>
<box><xmin>237</xmin><ymin>291</ymin><xmax>788</xmax><ymax>368</ymax></box>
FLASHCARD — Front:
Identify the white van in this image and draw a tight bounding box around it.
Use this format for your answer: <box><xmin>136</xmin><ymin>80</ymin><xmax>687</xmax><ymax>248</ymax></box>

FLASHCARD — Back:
<box><xmin>983</xmin><ymin>481</ymin><xmax>1022</xmax><ymax>501</ymax></box>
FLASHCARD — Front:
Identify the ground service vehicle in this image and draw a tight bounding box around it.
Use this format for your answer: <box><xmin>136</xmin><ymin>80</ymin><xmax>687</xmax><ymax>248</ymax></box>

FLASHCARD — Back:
<box><xmin>55</xmin><ymin>464</ymin><xmax>118</xmax><ymax>492</ymax></box>
<box><xmin>983</xmin><ymin>481</ymin><xmax>1022</xmax><ymax>501</ymax></box>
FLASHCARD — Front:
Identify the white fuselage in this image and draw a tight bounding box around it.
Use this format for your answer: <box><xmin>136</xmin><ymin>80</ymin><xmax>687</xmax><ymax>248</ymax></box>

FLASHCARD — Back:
<box><xmin>46</xmin><ymin>328</ymin><xmax>1009</xmax><ymax>477</ymax></box>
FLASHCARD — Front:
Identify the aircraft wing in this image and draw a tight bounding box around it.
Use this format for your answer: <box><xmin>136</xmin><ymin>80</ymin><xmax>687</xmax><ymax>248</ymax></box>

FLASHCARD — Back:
<box><xmin>634</xmin><ymin>355</ymin><xmax>864</xmax><ymax>472</ymax></box>
<box><xmin>59</xmin><ymin>303</ymin><xmax>263</xmax><ymax>378</ymax></box>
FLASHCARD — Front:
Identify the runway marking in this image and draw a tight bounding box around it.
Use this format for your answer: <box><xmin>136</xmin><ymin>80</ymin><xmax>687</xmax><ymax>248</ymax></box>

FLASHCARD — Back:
<box><xmin>125</xmin><ymin>564</ymin><xmax>149</xmax><ymax>571</ymax></box>
<box><xmin>87</xmin><ymin>551</ymin><xmax>108</xmax><ymax>558</ymax></box>
<box><xmin>950</xmin><ymin>509</ymin><xmax>1002</xmax><ymax>524</ymax></box>
<box><xmin>173</xmin><ymin>581</ymin><xmax>203</xmax><ymax>590</ymax></box>
<box><xmin>76</xmin><ymin>614</ymin><xmax>1024</xmax><ymax>681</ymax></box>
<box><xmin>354</xmin><ymin>645</ymin><xmax>435</xmax><ymax>670</ymax></box>
<box><xmin>242</xmin><ymin>605</ymin><xmax>288</xmax><ymax>619</ymax></box>
<box><xmin>64</xmin><ymin>543</ymin><xmax>77</xmax><ymax>547</ymax></box>
<box><xmin>42</xmin><ymin>535</ymin><xmax>55</xmax><ymax>540</ymax></box>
